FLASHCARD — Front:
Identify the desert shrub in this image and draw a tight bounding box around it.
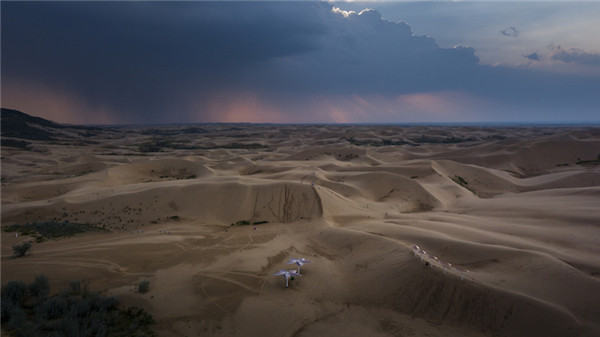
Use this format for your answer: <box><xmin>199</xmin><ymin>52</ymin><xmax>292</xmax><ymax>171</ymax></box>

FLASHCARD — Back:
<box><xmin>1</xmin><ymin>300</ymin><xmax>20</xmax><ymax>324</ymax></box>
<box><xmin>231</xmin><ymin>220</ymin><xmax>250</xmax><ymax>226</ymax></box>
<box><xmin>138</xmin><ymin>280</ymin><xmax>150</xmax><ymax>294</ymax></box>
<box><xmin>68</xmin><ymin>280</ymin><xmax>82</xmax><ymax>296</ymax></box>
<box><xmin>95</xmin><ymin>296</ymin><xmax>118</xmax><ymax>311</ymax></box>
<box><xmin>2</xmin><ymin>280</ymin><xmax>27</xmax><ymax>305</ymax></box>
<box><xmin>1</xmin><ymin>281</ymin><xmax>29</xmax><ymax>331</ymax></box>
<box><xmin>12</xmin><ymin>241</ymin><xmax>31</xmax><ymax>257</ymax></box>
<box><xmin>252</xmin><ymin>220</ymin><xmax>269</xmax><ymax>225</ymax></box>
<box><xmin>75</xmin><ymin>298</ymin><xmax>91</xmax><ymax>317</ymax></box>
<box><xmin>125</xmin><ymin>306</ymin><xmax>155</xmax><ymax>327</ymax></box>
<box><xmin>137</xmin><ymin>142</ymin><xmax>161</xmax><ymax>153</ymax></box>
<box><xmin>1</xmin><ymin>275</ymin><xmax>156</xmax><ymax>336</ymax></box>
<box><xmin>59</xmin><ymin>316</ymin><xmax>80</xmax><ymax>337</ymax></box>
<box><xmin>43</xmin><ymin>296</ymin><xmax>68</xmax><ymax>319</ymax></box>
<box><xmin>576</xmin><ymin>153</ymin><xmax>600</xmax><ymax>165</ymax></box>
<box><xmin>454</xmin><ymin>175</ymin><xmax>468</xmax><ymax>185</ymax></box>
<box><xmin>4</xmin><ymin>221</ymin><xmax>104</xmax><ymax>243</ymax></box>
<box><xmin>4</xmin><ymin>306</ymin><xmax>27</xmax><ymax>331</ymax></box>
<box><xmin>29</xmin><ymin>274</ymin><xmax>50</xmax><ymax>301</ymax></box>
<box><xmin>219</xmin><ymin>142</ymin><xmax>266</xmax><ymax>150</ymax></box>
<box><xmin>451</xmin><ymin>175</ymin><xmax>476</xmax><ymax>194</ymax></box>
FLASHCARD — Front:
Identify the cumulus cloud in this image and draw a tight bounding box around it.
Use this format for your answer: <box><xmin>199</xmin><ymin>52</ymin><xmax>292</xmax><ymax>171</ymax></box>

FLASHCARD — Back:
<box><xmin>548</xmin><ymin>45</ymin><xmax>600</xmax><ymax>66</ymax></box>
<box><xmin>501</xmin><ymin>26</ymin><xmax>519</xmax><ymax>37</ymax></box>
<box><xmin>331</xmin><ymin>6</ymin><xmax>356</xmax><ymax>18</ymax></box>
<box><xmin>522</xmin><ymin>45</ymin><xmax>600</xmax><ymax>67</ymax></box>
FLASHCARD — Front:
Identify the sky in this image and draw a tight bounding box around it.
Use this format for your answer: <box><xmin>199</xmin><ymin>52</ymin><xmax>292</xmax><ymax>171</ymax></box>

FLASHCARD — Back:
<box><xmin>1</xmin><ymin>1</ymin><xmax>599</xmax><ymax>124</ymax></box>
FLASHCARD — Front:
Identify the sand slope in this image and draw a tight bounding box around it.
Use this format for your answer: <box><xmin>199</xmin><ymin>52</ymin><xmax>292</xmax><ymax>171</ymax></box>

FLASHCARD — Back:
<box><xmin>2</xmin><ymin>122</ymin><xmax>600</xmax><ymax>337</ymax></box>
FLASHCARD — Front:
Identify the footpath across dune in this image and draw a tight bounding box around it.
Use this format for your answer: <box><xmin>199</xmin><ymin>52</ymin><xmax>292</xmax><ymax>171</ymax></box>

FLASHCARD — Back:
<box><xmin>2</xmin><ymin>118</ymin><xmax>600</xmax><ymax>337</ymax></box>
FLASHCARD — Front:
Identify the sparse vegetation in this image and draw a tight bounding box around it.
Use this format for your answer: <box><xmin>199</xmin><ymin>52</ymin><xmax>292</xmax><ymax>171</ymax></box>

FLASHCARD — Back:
<box><xmin>217</xmin><ymin>142</ymin><xmax>266</xmax><ymax>150</ymax></box>
<box><xmin>1</xmin><ymin>276</ymin><xmax>156</xmax><ymax>336</ymax></box>
<box><xmin>576</xmin><ymin>154</ymin><xmax>600</xmax><ymax>166</ymax></box>
<box><xmin>158</xmin><ymin>174</ymin><xmax>196</xmax><ymax>180</ymax></box>
<box><xmin>451</xmin><ymin>175</ymin><xmax>476</xmax><ymax>194</ymax></box>
<box><xmin>343</xmin><ymin>137</ymin><xmax>417</xmax><ymax>147</ymax></box>
<box><xmin>76</xmin><ymin>169</ymin><xmax>94</xmax><ymax>176</ymax></box>
<box><xmin>136</xmin><ymin>136</ymin><xmax>267</xmax><ymax>152</ymax></box>
<box><xmin>231</xmin><ymin>220</ymin><xmax>250</xmax><ymax>226</ymax></box>
<box><xmin>167</xmin><ymin>215</ymin><xmax>180</xmax><ymax>221</ymax></box>
<box><xmin>453</xmin><ymin>175</ymin><xmax>468</xmax><ymax>186</ymax></box>
<box><xmin>137</xmin><ymin>142</ymin><xmax>161</xmax><ymax>153</ymax></box>
<box><xmin>29</xmin><ymin>274</ymin><xmax>50</xmax><ymax>299</ymax></box>
<box><xmin>12</xmin><ymin>241</ymin><xmax>32</xmax><ymax>258</ymax></box>
<box><xmin>138</xmin><ymin>280</ymin><xmax>150</xmax><ymax>294</ymax></box>
<box><xmin>3</xmin><ymin>221</ymin><xmax>105</xmax><ymax>243</ymax></box>
<box><xmin>230</xmin><ymin>220</ymin><xmax>269</xmax><ymax>226</ymax></box>
<box><xmin>136</xmin><ymin>137</ymin><xmax>192</xmax><ymax>152</ymax></box>
<box><xmin>412</xmin><ymin>135</ymin><xmax>476</xmax><ymax>144</ymax></box>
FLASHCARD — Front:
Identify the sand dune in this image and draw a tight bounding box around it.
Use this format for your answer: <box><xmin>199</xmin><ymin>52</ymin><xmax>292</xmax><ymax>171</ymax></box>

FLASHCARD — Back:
<box><xmin>2</xmin><ymin>121</ymin><xmax>600</xmax><ymax>337</ymax></box>
<box><xmin>102</xmin><ymin>158</ymin><xmax>213</xmax><ymax>186</ymax></box>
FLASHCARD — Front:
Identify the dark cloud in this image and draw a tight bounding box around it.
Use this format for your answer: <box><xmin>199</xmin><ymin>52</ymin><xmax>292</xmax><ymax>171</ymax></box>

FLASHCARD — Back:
<box><xmin>548</xmin><ymin>45</ymin><xmax>600</xmax><ymax>66</ymax></box>
<box><xmin>1</xmin><ymin>2</ymin><xmax>599</xmax><ymax>123</ymax></box>
<box><xmin>257</xmin><ymin>7</ymin><xmax>479</xmax><ymax>95</ymax></box>
<box><xmin>523</xmin><ymin>45</ymin><xmax>600</xmax><ymax>67</ymax></box>
<box><xmin>501</xmin><ymin>26</ymin><xmax>519</xmax><ymax>37</ymax></box>
<box><xmin>1</xmin><ymin>2</ymin><xmax>329</xmax><ymax>121</ymax></box>
<box><xmin>523</xmin><ymin>52</ymin><xmax>540</xmax><ymax>61</ymax></box>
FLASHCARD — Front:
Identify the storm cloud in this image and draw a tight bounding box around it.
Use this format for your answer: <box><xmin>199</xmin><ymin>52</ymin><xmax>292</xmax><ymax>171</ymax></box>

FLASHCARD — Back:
<box><xmin>548</xmin><ymin>45</ymin><xmax>600</xmax><ymax>66</ymax></box>
<box><xmin>2</xmin><ymin>2</ymin><xmax>599</xmax><ymax>124</ymax></box>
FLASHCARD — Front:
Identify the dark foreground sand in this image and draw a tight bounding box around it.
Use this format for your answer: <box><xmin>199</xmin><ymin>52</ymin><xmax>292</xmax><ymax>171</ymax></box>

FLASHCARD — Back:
<box><xmin>2</xmin><ymin>122</ymin><xmax>600</xmax><ymax>336</ymax></box>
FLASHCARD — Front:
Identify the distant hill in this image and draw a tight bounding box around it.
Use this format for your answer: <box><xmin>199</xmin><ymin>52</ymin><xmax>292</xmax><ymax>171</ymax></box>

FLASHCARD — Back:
<box><xmin>1</xmin><ymin>108</ymin><xmax>63</xmax><ymax>140</ymax></box>
<box><xmin>1</xmin><ymin>108</ymin><xmax>99</xmax><ymax>142</ymax></box>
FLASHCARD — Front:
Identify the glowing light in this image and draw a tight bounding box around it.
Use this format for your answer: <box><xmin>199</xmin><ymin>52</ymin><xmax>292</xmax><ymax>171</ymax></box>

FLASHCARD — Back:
<box><xmin>331</xmin><ymin>7</ymin><xmax>356</xmax><ymax>18</ymax></box>
<box><xmin>2</xmin><ymin>80</ymin><xmax>117</xmax><ymax>124</ymax></box>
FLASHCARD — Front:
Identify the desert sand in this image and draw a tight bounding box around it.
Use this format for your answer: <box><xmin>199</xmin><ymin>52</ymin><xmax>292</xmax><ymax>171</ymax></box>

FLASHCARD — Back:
<box><xmin>2</xmin><ymin>118</ymin><xmax>600</xmax><ymax>336</ymax></box>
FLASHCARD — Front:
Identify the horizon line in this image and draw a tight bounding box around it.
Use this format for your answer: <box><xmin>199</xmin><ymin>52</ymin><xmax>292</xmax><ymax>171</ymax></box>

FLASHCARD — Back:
<box><xmin>87</xmin><ymin>121</ymin><xmax>600</xmax><ymax>128</ymax></box>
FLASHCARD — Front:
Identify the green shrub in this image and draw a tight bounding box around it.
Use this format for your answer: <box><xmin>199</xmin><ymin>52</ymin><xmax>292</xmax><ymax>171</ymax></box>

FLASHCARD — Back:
<box><xmin>12</xmin><ymin>241</ymin><xmax>31</xmax><ymax>258</ymax></box>
<box><xmin>576</xmin><ymin>154</ymin><xmax>600</xmax><ymax>166</ymax></box>
<box><xmin>231</xmin><ymin>220</ymin><xmax>250</xmax><ymax>226</ymax></box>
<box><xmin>29</xmin><ymin>274</ymin><xmax>50</xmax><ymax>301</ymax></box>
<box><xmin>68</xmin><ymin>280</ymin><xmax>82</xmax><ymax>296</ymax></box>
<box><xmin>1</xmin><ymin>275</ymin><xmax>156</xmax><ymax>336</ymax></box>
<box><xmin>453</xmin><ymin>175</ymin><xmax>468</xmax><ymax>185</ymax></box>
<box><xmin>451</xmin><ymin>175</ymin><xmax>476</xmax><ymax>194</ymax></box>
<box><xmin>138</xmin><ymin>280</ymin><xmax>150</xmax><ymax>294</ymax></box>
<box><xmin>2</xmin><ymin>280</ymin><xmax>27</xmax><ymax>305</ymax></box>
<box><xmin>42</xmin><ymin>296</ymin><xmax>68</xmax><ymax>319</ymax></box>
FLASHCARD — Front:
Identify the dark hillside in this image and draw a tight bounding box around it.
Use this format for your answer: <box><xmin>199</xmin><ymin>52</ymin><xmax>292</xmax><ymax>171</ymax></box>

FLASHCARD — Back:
<box><xmin>1</xmin><ymin>108</ymin><xmax>100</xmax><ymax>141</ymax></box>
